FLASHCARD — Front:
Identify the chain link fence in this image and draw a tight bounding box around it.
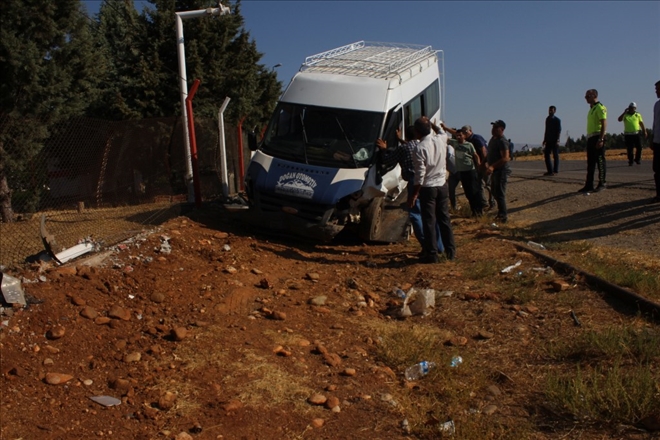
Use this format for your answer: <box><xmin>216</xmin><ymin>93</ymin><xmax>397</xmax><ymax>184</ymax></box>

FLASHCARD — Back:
<box><xmin>0</xmin><ymin>114</ymin><xmax>246</xmax><ymax>268</ymax></box>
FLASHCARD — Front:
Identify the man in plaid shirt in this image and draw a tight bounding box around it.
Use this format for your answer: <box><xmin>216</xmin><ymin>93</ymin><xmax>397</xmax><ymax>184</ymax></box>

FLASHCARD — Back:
<box><xmin>376</xmin><ymin>126</ymin><xmax>444</xmax><ymax>254</ymax></box>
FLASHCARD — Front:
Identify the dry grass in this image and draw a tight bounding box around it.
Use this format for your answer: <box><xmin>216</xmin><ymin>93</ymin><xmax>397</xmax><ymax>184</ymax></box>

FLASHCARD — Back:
<box><xmin>166</xmin><ymin>328</ymin><xmax>315</xmax><ymax>414</ymax></box>
<box><xmin>543</xmin><ymin>326</ymin><xmax>660</xmax><ymax>425</ymax></box>
<box><xmin>366</xmin><ymin>320</ymin><xmax>453</xmax><ymax>369</ymax></box>
<box><xmin>359</xmin><ymin>220</ymin><xmax>660</xmax><ymax>438</ymax></box>
<box><xmin>545</xmin><ymin>244</ymin><xmax>660</xmax><ymax>301</ymax></box>
<box><xmin>263</xmin><ymin>329</ymin><xmax>312</xmax><ymax>348</ymax></box>
<box><xmin>364</xmin><ymin>319</ymin><xmax>534</xmax><ymax>439</ymax></box>
<box><xmin>227</xmin><ymin>351</ymin><xmax>315</xmax><ymax>410</ymax></box>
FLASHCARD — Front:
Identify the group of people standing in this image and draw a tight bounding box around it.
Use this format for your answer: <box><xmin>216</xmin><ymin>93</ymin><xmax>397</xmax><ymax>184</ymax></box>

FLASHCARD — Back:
<box><xmin>376</xmin><ymin>80</ymin><xmax>660</xmax><ymax>264</ymax></box>
<box><xmin>542</xmin><ymin>83</ymin><xmax>660</xmax><ymax>203</ymax></box>
<box><xmin>377</xmin><ymin>116</ymin><xmax>511</xmax><ymax>264</ymax></box>
<box><xmin>441</xmin><ymin>121</ymin><xmax>512</xmax><ymax>222</ymax></box>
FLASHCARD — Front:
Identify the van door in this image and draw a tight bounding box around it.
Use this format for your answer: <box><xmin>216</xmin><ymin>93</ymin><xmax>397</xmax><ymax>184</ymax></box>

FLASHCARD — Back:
<box><xmin>376</xmin><ymin>106</ymin><xmax>403</xmax><ymax>179</ymax></box>
<box><xmin>359</xmin><ymin>105</ymin><xmax>409</xmax><ymax>242</ymax></box>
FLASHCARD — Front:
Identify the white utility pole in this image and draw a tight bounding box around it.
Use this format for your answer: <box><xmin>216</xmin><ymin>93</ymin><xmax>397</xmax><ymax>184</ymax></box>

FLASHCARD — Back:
<box><xmin>176</xmin><ymin>5</ymin><xmax>231</xmax><ymax>202</ymax></box>
<box><xmin>217</xmin><ymin>97</ymin><xmax>231</xmax><ymax>198</ymax></box>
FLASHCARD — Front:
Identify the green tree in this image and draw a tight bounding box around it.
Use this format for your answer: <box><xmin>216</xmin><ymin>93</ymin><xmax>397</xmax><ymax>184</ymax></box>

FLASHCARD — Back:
<box><xmin>91</xmin><ymin>0</ymin><xmax>150</xmax><ymax>119</ymax></box>
<box><xmin>0</xmin><ymin>0</ymin><xmax>103</xmax><ymax>222</ymax></box>
<box><xmin>142</xmin><ymin>0</ymin><xmax>281</xmax><ymax>126</ymax></box>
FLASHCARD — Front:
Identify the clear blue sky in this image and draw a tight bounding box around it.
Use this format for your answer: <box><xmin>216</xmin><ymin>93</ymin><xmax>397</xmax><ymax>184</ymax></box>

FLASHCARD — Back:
<box><xmin>240</xmin><ymin>1</ymin><xmax>660</xmax><ymax>146</ymax></box>
<box><xmin>84</xmin><ymin>1</ymin><xmax>660</xmax><ymax>146</ymax></box>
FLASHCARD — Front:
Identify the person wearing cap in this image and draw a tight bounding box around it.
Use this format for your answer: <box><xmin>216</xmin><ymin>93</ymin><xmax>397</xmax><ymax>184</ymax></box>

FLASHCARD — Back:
<box><xmin>484</xmin><ymin>120</ymin><xmax>511</xmax><ymax>223</ymax></box>
<box><xmin>579</xmin><ymin>89</ymin><xmax>608</xmax><ymax>193</ymax></box>
<box><xmin>409</xmin><ymin>117</ymin><xmax>456</xmax><ymax>263</ymax></box>
<box><xmin>441</xmin><ymin>123</ymin><xmax>493</xmax><ymax>210</ymax></box>
<box><xmin>542</xmin><ymin>106</ymin><xmax>562</xmax><ymax>175</ymax></box>
<box><xmin>448</xmin><ymin>129</ymin><xmax>483</xmax><ymax>216</ymax></box>
<box><xmin>651</xmin><ymin>80</ymin><xmax>660</xmax><ymax>203</ymax></box>
<box><xmin>617</xmin><ymin>102</ymin><xmax>647</xmax><ymax>166</ymax></box>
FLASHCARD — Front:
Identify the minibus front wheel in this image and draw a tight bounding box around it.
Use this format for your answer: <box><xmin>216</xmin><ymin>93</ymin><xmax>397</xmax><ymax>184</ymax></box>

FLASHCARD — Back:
<box><xmin>358</xmin><ymin>196</ymin><xmax>384</xmax><ymax>241</ymax></box>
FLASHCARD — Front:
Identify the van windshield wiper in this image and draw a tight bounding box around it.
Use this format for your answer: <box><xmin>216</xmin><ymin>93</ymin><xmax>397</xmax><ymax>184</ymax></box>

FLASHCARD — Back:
<box><xmin>335</xmin><ymin>116</ymin><xmax>358</xmax><ymax>167</ymax></box>
<box><xmin>299</xmin><ymin>113</ymin><xmax>310</xmax><ymax>164</ymax></box>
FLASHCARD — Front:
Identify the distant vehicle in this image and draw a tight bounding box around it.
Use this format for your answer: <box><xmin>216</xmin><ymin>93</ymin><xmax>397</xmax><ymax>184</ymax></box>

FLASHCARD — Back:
<box><xmin>245</xmin><ymin>41</ymin><xmax>444</xmax><ymax>242</ymax></box>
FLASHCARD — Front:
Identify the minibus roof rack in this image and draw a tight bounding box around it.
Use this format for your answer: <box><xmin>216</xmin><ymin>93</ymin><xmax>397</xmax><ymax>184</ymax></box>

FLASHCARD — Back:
<box><xmin>301</xmin><ymin>41</ymin><xmax>436</xmax><ymax>78</ymax></box>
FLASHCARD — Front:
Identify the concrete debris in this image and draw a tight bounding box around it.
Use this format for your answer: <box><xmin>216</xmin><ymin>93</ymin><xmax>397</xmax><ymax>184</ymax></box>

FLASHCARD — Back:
<box><xmin>1</xmin><ymin>273</ymin><xmax>26</xmax><ymax>306</ymax></box>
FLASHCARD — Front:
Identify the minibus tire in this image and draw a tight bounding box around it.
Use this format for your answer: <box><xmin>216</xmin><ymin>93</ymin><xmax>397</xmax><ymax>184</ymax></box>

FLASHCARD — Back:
<box><xmin>359</xmin><ymin>196</ymin><xmax>384</xmax><ymax>241</ymax></box>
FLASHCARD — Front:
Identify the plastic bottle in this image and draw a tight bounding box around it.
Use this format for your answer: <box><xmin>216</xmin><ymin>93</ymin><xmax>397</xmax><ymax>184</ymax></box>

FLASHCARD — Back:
<box><xmin>439</xmin><ymin>420</ymin><xmax>456</xmax><ymax>435</ymax></box>
<box><xmin>404</xmin><ymin>361</ymin><xmax>436</xmax><ymax>381</ymax></box>
<box><xmin>392</xmin><ymin>288</ymin><xmax>406</xmax><ymax>300</ymax></box>
<box><xmin>450</xmin><ymin>356</ymin><xmax>463</xmax><ymax>368</ymax></box>
<box><xmin>526</xmin><ymin>241</ymin><xmax>546</xmax><ymax>250</ymax></box>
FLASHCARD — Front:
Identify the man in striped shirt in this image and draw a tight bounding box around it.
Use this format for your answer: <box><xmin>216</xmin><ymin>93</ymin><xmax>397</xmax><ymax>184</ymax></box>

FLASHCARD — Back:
<box><xmin>376</xmin><ymin>126</ymin><xmax>444</xmax><ymax>253</ymax></box>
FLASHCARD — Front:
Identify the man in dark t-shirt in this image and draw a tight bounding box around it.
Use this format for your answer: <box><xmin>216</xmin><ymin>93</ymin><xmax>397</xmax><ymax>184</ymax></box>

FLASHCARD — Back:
<box><xmin>542</xmin><ymin>106</ymin><xmax>561</xmax><ymax>175</ymax></box>
<box><xmin>484</xmin><ymin>120</ymin><xmax>511</xmax><ymax>223</ymax></box>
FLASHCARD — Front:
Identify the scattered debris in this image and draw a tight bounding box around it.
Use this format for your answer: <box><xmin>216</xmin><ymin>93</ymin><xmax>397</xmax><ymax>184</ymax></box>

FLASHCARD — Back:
<box><xmin>500</xmin><ymin>260</ymin><xmax>522</xmax><ymax>274</ymax></box>
<box><xmin>570</xmin><ymin>310</ymin><xmax>581</xmax><ymax>326</ymax></box>
<box><xmin>438</xmin><ymin>420</ymin><xmax>455</xmax><ymax>435</ymax></box>
<box><xmin>392</xmin><ymin>288</ymin><xmax>406</xmax><ymax>300</ymax></box>
<box><xmin>223</xmin><ymin>195</ymin><xmax>249</xmax><ymax>211</ymax></box>
<box><xmin>1</xmin><ymin>273</ymin><xmax>26</xmax><ymax>306</ymax></box>
<box><xmin>436</xmin><ymin>290</ymin><xmax>454</xmax><ymax>298</ymax></box>
<box><xmin>450</xmin><ymin>356</ymin><xmax>463</xmax><ymax>368</ymax></box>
<box><xmin>401</xmin><ymin>288</ymin><xmax>435</xmax><ymax>317</ymax></box>
<box><xmin>526</xmin><ymin>241</ymin><xmax>546</xmax><ymax>250</ymax></box>
<box><xmin>532</xmin><ymin>266</ymin><xmax>554</xmax><ymax>275</ymax></box>
<box><xmin>39</xmin><ymin>215</ymin><xmax>61</xmax><ymax>263</ymax></box>
<box><xmin>158</xmin><ymin>236</ymin><xmax>172</xmax><ymax>254</ymax></box>
<box><xmin>404</xmin><ymin>360</ymin><xmax>436</xmax><ymax>381</ymax></box>
<box><xmin>39</xmin><ymin>215</ymin><xmax>97</xmax><ymax>264</ymax></box>
<box><xmin>89</xmin><ymin>396</ymin><xmax>122</xmax><ymax>407</ymax></box>
<box><xmin>55</xmin><ymin>241</ymin><xmax>95</xmax><ymax>264</ymax></box>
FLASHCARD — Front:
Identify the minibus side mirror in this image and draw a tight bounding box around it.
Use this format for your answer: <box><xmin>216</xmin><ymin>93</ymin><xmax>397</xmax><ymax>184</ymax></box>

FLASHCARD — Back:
<box><xmin>247</xmin><ymin>131</ymin><xmax>258</xmax><ymax>151</ymax></box>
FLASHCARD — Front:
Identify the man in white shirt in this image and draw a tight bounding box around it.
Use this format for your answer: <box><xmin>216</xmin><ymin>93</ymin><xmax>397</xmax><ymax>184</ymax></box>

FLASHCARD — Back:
<box><xmin>408</xmin><ymin>117</ymin><xmax>456</xmax><ymax>263</ymax></box>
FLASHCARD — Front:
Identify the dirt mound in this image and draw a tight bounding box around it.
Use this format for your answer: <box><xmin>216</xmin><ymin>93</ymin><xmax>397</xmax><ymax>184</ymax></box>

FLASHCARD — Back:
<box><xmin>1</xmin><ymin>199</ymin><xmax>658</xmax><ymax>439</ymax></box>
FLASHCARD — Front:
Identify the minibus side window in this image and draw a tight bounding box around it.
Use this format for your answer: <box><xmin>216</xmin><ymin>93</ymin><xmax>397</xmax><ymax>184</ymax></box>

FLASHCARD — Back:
<box><xmin>425</xmin><ymin>80</ymin><xmax>440</xmax><ymax>118</ymax></box>
<box><xmin>404</xmin><ymin>79</ymin><xmax>440</xmax><ymax>126</ymax></box>
<box><xmin>377</xmin><ymin>107</ymin><xmax>403</xmax><ymax>177</ymax></box>
<box><xmin>405</xmin><ymin>99</ymin><xmax>422</xmax><ymax>128</ymax></box>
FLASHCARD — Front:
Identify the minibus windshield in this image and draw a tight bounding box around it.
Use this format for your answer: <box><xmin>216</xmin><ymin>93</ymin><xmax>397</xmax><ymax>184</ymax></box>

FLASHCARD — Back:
<box><xmin>261</xmin><ymin>103</ymin><xmax>383</xmax><ymax>168</ymax></box>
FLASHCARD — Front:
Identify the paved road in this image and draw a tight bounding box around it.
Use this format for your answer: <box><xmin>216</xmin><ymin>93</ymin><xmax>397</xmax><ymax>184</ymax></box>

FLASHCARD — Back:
<box><xmin>500</xmin><ymin>158</ymin><xmax>660</xmax><ymax>260</ymax></box>
<box><xmin>510</xmin><ymin>159</ymin><xmax>656</xmax><ymax>191</ymax></box>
